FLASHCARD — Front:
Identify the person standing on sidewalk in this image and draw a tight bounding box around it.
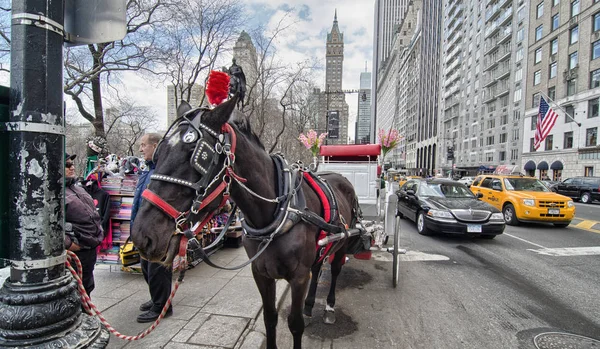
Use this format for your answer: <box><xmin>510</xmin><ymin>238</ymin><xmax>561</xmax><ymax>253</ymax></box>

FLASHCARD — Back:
<box><xmin>131</xmin><ymin>133</ymin><xmax>174</xmax><ymax>323</ymax></box>
<box><xmin>64</xmin><ymin>154</ymin><xmax>104</xmax><ymax>297</ymax></box>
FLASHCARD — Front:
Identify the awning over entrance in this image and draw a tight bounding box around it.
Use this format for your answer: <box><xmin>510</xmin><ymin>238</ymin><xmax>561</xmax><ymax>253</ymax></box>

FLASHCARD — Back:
<box><xmin>550</xmin><ymin>160</ymin><xmax>563</xmax><ymax>170</ymax></box>
<box><xmin>524</xmin><ymin>160</ymin><xmax>536</xmax><ymax>171</ymax></box>
<box><xmin>537</xmin><ymin>161</ymin><xmax>549</xmax><ymax>170</ymax></box>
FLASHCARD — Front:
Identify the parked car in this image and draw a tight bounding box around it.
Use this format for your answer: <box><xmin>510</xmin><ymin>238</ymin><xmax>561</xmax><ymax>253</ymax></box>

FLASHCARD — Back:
<box><xmin>456</xmin><ymin>176</ymin><xmax>476</xmax><ymax>187</ymax></box>
<box><xmin>552</xmin><ymin>177</ymin><xmax>600</xmax><ymax>204</ymax></box>
<box><xmin>470</xmin><ymin>174</ymin><xmax>575</xmax><ymax>227</ymax></box>
<box><xmin>396</xmin><ymin>178</ymin><xmax>505</xmax><ymax>238</ymax></box>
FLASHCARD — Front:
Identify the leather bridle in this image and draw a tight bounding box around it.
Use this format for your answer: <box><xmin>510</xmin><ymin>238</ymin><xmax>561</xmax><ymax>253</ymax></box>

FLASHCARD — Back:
<box><xmin>141</xmin><ymin>108</ymin><xmax>246</xmax><ymax>243</ymax></box>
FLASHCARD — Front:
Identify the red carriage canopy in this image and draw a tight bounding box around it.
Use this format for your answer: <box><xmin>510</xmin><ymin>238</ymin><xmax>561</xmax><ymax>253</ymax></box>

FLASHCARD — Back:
<box><xmin>320</xmin><ymin>144</ymin><xmax>381</xmax><ymax>162</ymax></box>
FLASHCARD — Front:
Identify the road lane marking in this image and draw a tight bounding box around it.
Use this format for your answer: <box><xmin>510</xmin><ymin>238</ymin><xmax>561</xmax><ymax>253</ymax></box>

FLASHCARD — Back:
<box><xmin>573</xmin><ymin>220</ymin><xmax>600</xmax><ymax>234</ymax></box>
<box><xmin>504</xmin><ymin>233</ymin><xmax>548</xmax><ymax>249</ymax></box>
<box><xmin>527</xmin><ymin>246</ymin><xmax>600</xmax><ymax>256</ymax></box>
<box><xmin>371</xmin><ymin>250</ymin><xmax>449</xmax><ymax>262</ymax></box>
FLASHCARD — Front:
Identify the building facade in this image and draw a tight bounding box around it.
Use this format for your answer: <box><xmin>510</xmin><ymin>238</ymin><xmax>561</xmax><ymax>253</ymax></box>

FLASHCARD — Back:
<box><xmin>522</xmin><ymin>0</ymin><xmax>600</xmax><ymax>180</ymax></box>
<box><xmin>439</xmin><ymin>0</ymin><xmax>529</xmax><ymax>177</ymax></box>
<box><xmin>324</xmin><ymin>11</ymin><xmax>350</xmax><ymax>144</ymax></box>
<box><xmin>372</xmin><ymin>0</ymin><xmax>410</xmax><ymax>143</ymax></box>
<box><xmin>356</xmin><ymin>71</ymin><xmax>372</xmax><ymax>144</ymax></box>
<box><xmin>166</xmin><ymin>84</ymin><xmax>205</xmax><ymax>126</ymax></box>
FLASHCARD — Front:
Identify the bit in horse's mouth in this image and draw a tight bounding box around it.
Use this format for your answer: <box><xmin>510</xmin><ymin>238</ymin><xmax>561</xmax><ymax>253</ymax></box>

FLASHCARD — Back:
<box><xmin>162</xmin><ymin>234</ymin><xmax>181</xmax><ymax>267</ymax></box>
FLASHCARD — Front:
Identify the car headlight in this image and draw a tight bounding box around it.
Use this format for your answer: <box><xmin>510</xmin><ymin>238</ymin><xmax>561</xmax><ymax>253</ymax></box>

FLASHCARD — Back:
<box><xmin>491</xmin><ymin>212</ymin><xmax>504</xmax><ymax>220</ymax></box>
<box><xmin>567</xmin><ymin>200</ymin><xmax>574</xmax><ymax>208</ymax></box>
<box><xmin>523</xmin><ymin>199</ymin><xmax>535</xmax><ymax>206</ymax></box>
<box><xmin>427</xmin><ymin>209</ymin><xmax>454</xmax><ymax>219</ymax></box>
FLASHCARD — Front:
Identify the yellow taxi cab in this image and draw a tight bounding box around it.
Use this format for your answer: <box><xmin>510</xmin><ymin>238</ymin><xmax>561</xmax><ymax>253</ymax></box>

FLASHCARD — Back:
<box><xmin>398</xmin><ymin>175</ymin><xmax>422</xmax><ymax>188</ymax></box>
<box><xmin>470</xmin><ymin>174</ymin><xmax>575</xmax><ymax>227</ymax></box>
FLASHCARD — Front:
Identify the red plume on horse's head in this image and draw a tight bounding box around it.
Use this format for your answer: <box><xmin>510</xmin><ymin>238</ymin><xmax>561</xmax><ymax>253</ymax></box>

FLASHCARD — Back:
<box><xmin>206</xmin><ymin>70</ymin><xmax>230</xmax><ymax>106</ymax></box>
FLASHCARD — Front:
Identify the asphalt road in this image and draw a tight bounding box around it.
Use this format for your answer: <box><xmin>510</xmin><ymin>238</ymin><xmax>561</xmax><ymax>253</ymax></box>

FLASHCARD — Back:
<box><xmin>274</xmin><ymin>212</ymin><xmax>600</xmax><ymax>348</ymax></box>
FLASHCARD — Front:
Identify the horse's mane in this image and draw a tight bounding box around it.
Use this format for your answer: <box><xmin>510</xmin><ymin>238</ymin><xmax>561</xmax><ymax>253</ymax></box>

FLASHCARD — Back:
<box><xmin>230</xmin><ymin>111</ymin><xmax>265</xmax><ymax>151</ymax></box>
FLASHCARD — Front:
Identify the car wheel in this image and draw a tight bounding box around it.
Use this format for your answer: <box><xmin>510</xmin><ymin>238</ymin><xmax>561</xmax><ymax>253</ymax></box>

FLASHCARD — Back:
<box><xmin>554</xmin><ymin>223</ymin><xmax>570</xmax><ymax>228</ymax></box>
<box><xmin>580</xmin><ymin>192</ymin><xmax>591</xmax><ymax>204</ymax></box>
<box><xmin>416</xmin><ymin>211</ymin><xmax>431</xmax><ymax>235</ymax></box>
<box><xmin>481</xmin><ymin>234</ymin><xmax>496</xmax><ymax>239</ymax></box>
<box><xmin>503</xmin><ymin>204</ymin><xmax>519</xmax><ymax>226</ymax></box>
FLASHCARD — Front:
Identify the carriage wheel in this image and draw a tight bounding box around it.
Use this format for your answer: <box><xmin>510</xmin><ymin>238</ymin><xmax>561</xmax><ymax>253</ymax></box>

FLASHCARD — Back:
<box><xmin>392</xmin><ymin>215</ymin><xmax>401</xmax><ymax>288</ymax></box>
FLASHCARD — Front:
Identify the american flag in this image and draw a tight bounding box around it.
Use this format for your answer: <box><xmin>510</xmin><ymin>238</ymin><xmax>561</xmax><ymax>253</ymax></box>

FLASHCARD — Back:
<box><xmin>534</xmin><ymin>96</ymin><xmax>558</xmax><ymax>150</ymax></box>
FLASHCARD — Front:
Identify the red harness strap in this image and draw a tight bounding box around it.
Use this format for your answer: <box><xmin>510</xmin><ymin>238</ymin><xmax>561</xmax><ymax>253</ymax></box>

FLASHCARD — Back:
<box><xmin>303</xmin><ymin>172</ymin><xmax>336</xmax><ymax>264</ymax></box>
<box><xmin>142</xmin><ymin>189</ymin><xmax>185</xmax><ymax>220</ymax></box>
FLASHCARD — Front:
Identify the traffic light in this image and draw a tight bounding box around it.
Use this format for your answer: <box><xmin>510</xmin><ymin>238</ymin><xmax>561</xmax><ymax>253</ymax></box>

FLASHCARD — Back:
<box><xmin>447</xmin><ymin>146</ymin><xmax>454</xmax><ymax>161</ymax></box>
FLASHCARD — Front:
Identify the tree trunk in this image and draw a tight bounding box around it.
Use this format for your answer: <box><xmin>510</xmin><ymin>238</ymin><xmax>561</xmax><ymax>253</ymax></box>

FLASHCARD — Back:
<box><xmin>90</xmin><ymin>44</ymin><xmax>106</xmax><ymax>137</ymax></box>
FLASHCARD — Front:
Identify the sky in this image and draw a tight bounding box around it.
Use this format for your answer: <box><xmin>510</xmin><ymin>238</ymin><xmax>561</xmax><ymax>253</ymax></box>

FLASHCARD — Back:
<box><xmin>117</xmin><ymin>0</ymin><xmax>376</xmax><ymax>138</ymax></box>
<box><xmin>2</xmin><ymin>1</ymin><xmax>376</xmax><ymax>140</ymax></box>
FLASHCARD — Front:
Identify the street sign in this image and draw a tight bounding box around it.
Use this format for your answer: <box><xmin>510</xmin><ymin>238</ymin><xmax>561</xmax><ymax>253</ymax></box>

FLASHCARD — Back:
<box><xmin>64</xmin><ymin>0</ymin><xmax>127</xmax><ymax>46</ymax></box>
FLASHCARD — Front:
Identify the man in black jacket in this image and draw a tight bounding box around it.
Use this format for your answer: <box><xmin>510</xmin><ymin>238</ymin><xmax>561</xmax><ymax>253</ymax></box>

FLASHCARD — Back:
<box><xmin>64</xmin><ymin>154</ymin><xmax>104</xmax><ymax>296</ymax></box>
<box><xmin>131</xmin><ymin>133</ymin><xmax>173</xmax><ymax>323</ymax></box>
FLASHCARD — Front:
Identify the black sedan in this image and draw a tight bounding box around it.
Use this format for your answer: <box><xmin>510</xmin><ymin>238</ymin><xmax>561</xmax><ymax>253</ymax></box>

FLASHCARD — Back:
<box><xmin>396</xmin><ymin>179</ymin><xmax>505</xmax><ymax>238</ymax></box>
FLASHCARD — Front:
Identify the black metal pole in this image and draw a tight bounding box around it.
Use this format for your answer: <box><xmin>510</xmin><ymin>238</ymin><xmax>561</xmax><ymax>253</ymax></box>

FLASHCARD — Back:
<box><xmin>0</xmin><ymin>1</ymin><xmax>108</xmax><ymax>347</ymax></box>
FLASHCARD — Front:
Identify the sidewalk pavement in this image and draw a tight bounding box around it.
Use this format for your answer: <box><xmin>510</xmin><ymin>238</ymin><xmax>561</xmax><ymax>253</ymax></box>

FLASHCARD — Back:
<box><xmin>94</xmin><ymin>245</ymin><xmax>287</xmax><ymax>349</ymax></box>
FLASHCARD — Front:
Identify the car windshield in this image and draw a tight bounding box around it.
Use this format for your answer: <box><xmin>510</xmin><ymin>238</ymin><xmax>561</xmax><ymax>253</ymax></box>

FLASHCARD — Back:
<box><xmin>418</xmin><ymin>183</ymin><xmax>475</xmax><ymax>198</ymax></box>
<box><xmin>503</xmin><ymin>178</ymin><xmax>550</xmax><ymax>192</ymax></box>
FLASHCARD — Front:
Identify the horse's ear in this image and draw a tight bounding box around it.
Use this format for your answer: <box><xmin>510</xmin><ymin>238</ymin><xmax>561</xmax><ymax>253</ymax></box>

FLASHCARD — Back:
<box><xmin>207</xmin><ymin>95</ymin><xmax>238</xmax><ymax>128</ymax></box>
<box><xmin>177</xmin><ymin>101</ymin><xmax>192</xmax><ymax>118</ymax></box>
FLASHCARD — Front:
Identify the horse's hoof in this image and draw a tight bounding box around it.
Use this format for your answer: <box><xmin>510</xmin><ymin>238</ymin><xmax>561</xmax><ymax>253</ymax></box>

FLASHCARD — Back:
<box><xmin>303</xmin><ymin>314</ymin><xmax>312</xmax><ymax>327</ymax></box>
<box><xmin>323</xmin><ymin>310</ymin><xmax>336</xmax><ymax>324</ymax></box>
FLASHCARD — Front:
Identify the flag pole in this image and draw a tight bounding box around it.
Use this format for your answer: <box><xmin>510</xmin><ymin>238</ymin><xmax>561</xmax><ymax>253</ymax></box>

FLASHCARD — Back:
<box><xmin>538</xmin><ymin>90</ymin><xmax>582</xmax><ymax>127</ymax></box>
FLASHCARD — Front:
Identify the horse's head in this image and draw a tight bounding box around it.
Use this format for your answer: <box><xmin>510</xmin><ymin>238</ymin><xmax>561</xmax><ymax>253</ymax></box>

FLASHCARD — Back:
<box><xmin>131</xmin><ymin>97</ymin><xmax>238</xmax><ymax>264</ymax></box>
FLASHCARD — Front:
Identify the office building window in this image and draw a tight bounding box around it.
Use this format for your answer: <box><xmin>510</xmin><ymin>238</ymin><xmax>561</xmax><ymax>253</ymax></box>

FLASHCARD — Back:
<box><xmin>592</xmin><ymin>69</ymin><xmax>600</xmax><ymax>88</ymax></box>
<box><xmin>586</xmin><ymin>127</ymin><xmax>597</xmax><ymax>147</ymax></box>
<box><xmin>549</xmin><ymin>62</ymin><xmax>557</xmax><ymax>78</ymax></box>
<box><xmin>570</xmin><ymin>26</ymin><xmax>579</xmax><ymax>44</ymax></box>
<box><xmin>500</xmin><ymin>133</ymin><xmax>507</xmax><ymax>143</ymax></box>
<box><xmin>595</xmin><ymin>12</ymin><xmax>600</xmax><ymax>31</ymax></box>
<box><xmin>531</xmin><ymin>115</ymin><xmax>538</xmax><ymax>130</ymax></box>
<box><xmin>565</xmin><ymin>105</ymin><xmax>575</xmax><ymax>123</ymax></box>
<box><xmin>530</xmin><ymin>138</ymin><xmax>536</xmax><ymax>152</ymax></box>
<box><xmin>514</xmin><ymin>88</ymin><xmax>522</xmax><ymax>102</ymax></box>
<box><xmin>567</xmin><ymin>79</ymin><xmax>577</xmax><ymax>96</ymax></box>
<box><xmin>545</xmin><ymin>135</ymin><xmax>554</xmax><ymax>151</ymax></box>
<box><xmin>553</xmin><ymin>0</ymin><xmax>560</xmax><ymax>5</ymax></box>
<box><xmin>516</xmin><ymin>48</ymin><xmax>524</xmax><ymax>62</ymax></box>
<box><xmin>564</xmin><ymin>131</ymin><xmax>574</xmax><ymax>148</ymax></box>
<box><xmin>515</xmin><ymin>68</ymin><xmax>523</xmax><ymax>81</ymax></box>
<box><xmin>534</xmin><ymin>70</ymin><xmax>541</xmax><ymax>85</ymax></box>
<box><xmin>590</xmin><ymin>99</ymin><xmax>599</xmax><ymax>119</ymax></box>
<box><xmin>499</xmin><ymin>151</ymin><xmax>506</xmax><ymax>161</ymax></box>
<box><xmin>486</xmin><ymin>136</ymin><xmax>495</xmax><ymax>145</ymax></box>
<box><xmin>536</xmin><ymin>25</ymin><xmax>543</xmax><ymax>41</ymax></box>
<box><xmin>517</xmin><ymin>28</ymin><xmax>525</xmax><ymax>42</ymax></box>
<box><xmin>511</xmin><ymin>149</ymin><xmax>519</xmax><ymax>160</ymax></box>
<box><xmin>571</xmin><ymin>0</ymin><xmax>580</xmax><ymax>17</ymax></box>
<box><xmin>532</xmin><ymin>92</ymin><xmax>541</xmax><ymax>108</ymax></box>
<box><xmin>593</xmin><ymin>41</ymin><xmax>600</xmax><ymax>60</ymax></box>
<box><xmin>535</xmin><ymin>48</ymin><xmax>542</xmax><ymax>64</ymax></box>
<box><xmin>551</xmin><ymin>38</ymin><xmax>558</xmax><ymax>55</ymax></box>
<box><xmin>551</xmin><ymin>14</ymin><xmax>559</xmax><ymax>31</ymax></box>
<box><xmin>548</xmin><ymin>86</ymin><xmax>556</xmax><ymax>100</ymax></box>
<box><xmin>584</xmin><ymin>167</ymin><xmax>594</xmax><ymax>177</ymax></box>
<box><xmin>501</xmin><ymin>114</ymin><xmax>508</xmax><ymax>125</ymax></box>
<box><xmin>537</xmin><ymin>2</ymin><xmax>544</xmax><ymax>18</ymax></box>
<box><xmin>569</xmin><ymin>51</ymin><xmax>578</xmax><ymax>69</ymax></box>
<box><xmin>486</xmin><ymin>153</ymin><xmax>494</xmax><ymax>162</ymax></box>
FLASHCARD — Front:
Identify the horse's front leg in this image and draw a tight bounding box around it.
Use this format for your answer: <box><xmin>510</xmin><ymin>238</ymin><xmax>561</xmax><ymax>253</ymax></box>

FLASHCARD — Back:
<box><xmin>252</xmin><ymin>269</ymin><xmax>278</xmax><ymax>349</ymax></box>
<box><xmin>324</xmin><ymin>251</ymin><xmax>345</xmax><ymax>324</ymax></box>
<box><xmin>289</xmin><ymin>271</ymin><xmax>311</xmax><ymax>349</ymax></box>
<box><xmin>303</xmin><ymin>261</ymin><xmax>322</xmax><ymax>320</ymax></box>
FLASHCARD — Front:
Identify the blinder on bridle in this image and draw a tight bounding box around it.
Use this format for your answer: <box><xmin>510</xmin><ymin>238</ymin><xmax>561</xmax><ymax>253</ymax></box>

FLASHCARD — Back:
<box><xmin>148</xmin><ymin>107</ymin><xmax>232</xmax><ymax>217</ymax></box>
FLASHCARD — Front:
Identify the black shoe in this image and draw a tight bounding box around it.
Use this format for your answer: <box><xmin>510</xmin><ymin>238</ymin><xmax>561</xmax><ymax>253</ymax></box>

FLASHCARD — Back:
<box><xmin>139</xmin><ymin>300</ymin><xmax>153</xmax><ymax>312</ymax></box>
<box><xmin>136</xmin><ymin>308</ymin><xmax>173</xmax><ymax>323</ymax></box>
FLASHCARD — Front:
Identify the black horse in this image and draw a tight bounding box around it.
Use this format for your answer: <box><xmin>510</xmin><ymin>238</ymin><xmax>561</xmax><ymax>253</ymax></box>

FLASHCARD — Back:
<box><xmin>131</xmin><ymin>96</ymin><xmax>366</xmax><ymax>349</ymax></box>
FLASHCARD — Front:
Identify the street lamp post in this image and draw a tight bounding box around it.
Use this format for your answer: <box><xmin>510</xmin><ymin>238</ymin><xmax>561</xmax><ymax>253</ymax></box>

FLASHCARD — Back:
<box><xmin>0</xmin><ymin>1</ymin><xmax>108</xmax><ymax>346</ymax></box>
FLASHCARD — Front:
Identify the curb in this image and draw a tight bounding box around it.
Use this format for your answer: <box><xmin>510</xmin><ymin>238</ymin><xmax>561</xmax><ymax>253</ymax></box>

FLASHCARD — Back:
<box><xmin>238</xmin><ymin>279</ymin><xmax>291</xmax><ymax>349</ymax></box>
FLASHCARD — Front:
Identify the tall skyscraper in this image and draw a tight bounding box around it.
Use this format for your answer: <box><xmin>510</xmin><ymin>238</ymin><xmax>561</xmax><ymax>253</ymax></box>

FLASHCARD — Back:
<box><xmin>522</xmin><ymin>1</ymin><xmax>600</xmax><ymax>179</ymax></box>
<box><xmin>439</xmin><ymin>0</ymin><xmax>528</xmax><ymax>177</ymax></box>
<box><xmin>372</xmin><ymin>0</ymin><xmax>410</xmax><ymax>143</ymax></box>
<box><xmin>356</xmin><ymin>71</ymin><xmax>372</xmax><ymax>144</ymax></box>
<box><xmin>232</xmin><ymin>30</ymin><xmax>258</xmax><ymax>90</ymax></box>
<box><xmin>324</xmin><ymin>11</ymin><xmax>349</xmax><ymax>144</ymax></box>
